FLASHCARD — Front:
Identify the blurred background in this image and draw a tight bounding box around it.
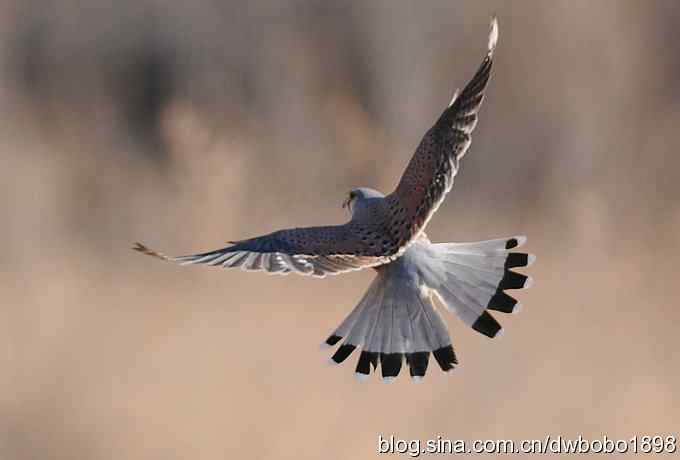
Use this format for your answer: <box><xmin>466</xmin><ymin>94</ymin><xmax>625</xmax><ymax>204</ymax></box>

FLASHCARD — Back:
<box><xmin>2</xmin><ymin>1</ymin><xmax>679</xmax><ymax>458</ymax></box>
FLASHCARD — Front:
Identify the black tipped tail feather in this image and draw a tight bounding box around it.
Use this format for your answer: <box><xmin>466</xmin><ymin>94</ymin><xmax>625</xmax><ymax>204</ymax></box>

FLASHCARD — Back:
<box><xmin>431</xmin><ymin>236</ymin><xmax>534</xmax><ymax>337</ymax></box>
<box><xmin>322</xmin><ymin>236</ymin><xmax>533</xmax><ymax>381</ymax></box>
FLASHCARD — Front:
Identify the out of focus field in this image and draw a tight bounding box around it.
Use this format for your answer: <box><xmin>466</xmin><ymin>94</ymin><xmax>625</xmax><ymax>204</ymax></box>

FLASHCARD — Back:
<box><xmin>1</xmin><ymin>1</ymin><xmax>679</xmax><ymax>459</ymax></box>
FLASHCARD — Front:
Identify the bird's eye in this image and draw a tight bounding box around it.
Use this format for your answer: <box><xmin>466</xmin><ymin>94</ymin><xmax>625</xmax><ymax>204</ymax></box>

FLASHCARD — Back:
<box><xmin>349</xmin><ymin>191</ymin><xmax>356</xmax><ymax>200</ymax></box>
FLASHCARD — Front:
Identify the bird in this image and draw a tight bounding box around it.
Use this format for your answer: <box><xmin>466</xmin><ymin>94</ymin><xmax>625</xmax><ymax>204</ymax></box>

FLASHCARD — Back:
<box><xmin>134</xmin><ymin>17</ymin><xmax>534</xmax><ymax>382</ymax></box>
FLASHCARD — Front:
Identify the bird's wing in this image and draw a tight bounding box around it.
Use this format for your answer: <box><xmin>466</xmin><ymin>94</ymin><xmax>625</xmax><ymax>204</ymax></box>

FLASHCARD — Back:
<box><xmin>135</xmin><ymin>19</ymin><xmax>498</xmax><ymax>278</ymax></box>
<box><xmin>133</xmin><ymin>221</ymin><xmax>397</xmax><ymax>278</ymax></box>
<box><xmin>385</xmin><ymin>17</ymin><xmax>498</xmax><ymax>244</ymax></box>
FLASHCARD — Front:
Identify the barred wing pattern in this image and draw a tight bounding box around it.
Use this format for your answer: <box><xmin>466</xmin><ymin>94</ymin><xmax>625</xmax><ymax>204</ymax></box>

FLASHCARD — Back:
<box><xmin>133</xmin><ymin>19</ymin><xmax>499</xmax><ymax>279</ymax></box>
<box><xmin>133</xmin><ymin>221</ymin><xmax>397</xmax><ymax>278</ymax></box>
<box><xmin>386</xmin><ymin>18</ymin><xmax>498</xmax><ymax>246</ymax></box>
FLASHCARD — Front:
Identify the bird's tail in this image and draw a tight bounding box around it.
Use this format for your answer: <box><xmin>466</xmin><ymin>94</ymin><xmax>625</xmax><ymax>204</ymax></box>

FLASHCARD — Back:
<box><xmin>323</xmin><ymin>236</ymin><xmax>534</xmax><ymax>382</ymax></box>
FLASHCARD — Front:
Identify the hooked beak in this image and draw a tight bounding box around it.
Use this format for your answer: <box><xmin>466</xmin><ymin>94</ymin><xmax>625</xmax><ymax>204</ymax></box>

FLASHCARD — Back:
<box><xmin>342</xmin><ymin>197</ymin><xmax>351</xmax><ymax>210</ymax></box>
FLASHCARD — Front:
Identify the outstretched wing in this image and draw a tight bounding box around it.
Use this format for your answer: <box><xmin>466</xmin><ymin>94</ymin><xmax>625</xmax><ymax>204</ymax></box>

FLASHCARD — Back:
<box><xmin>134</xmin><ymin>19</ymin><xmax>499</xmax><ymax>279</ymax></box>
<box><xmin>386</xmin><ymin>17</ymin><xmax>498</xmax><ymax>244</ymax></box>
<box><xmin>133</xmin><ymin>221</ymin><xmax>397</xmax><ymax>278</ymax></box>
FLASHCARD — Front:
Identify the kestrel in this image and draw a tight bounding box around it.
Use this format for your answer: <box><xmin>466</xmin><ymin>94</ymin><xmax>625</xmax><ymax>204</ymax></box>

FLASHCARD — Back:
<box><xmin>134</xmin><ymin>17</ymin><xmax>535</xmax><ymax>381</ymax></box>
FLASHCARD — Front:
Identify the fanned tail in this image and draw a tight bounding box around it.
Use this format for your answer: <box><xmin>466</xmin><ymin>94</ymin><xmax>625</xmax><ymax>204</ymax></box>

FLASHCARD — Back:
<box><xmin>425</xmin><ymin>236</ymin><xmax>533</xmax><ymax>338</ymax></box>
<box><xmin>323</xmin><ymin>261</ymin><xmax>457</xmax><ymax>382</ymax></box>
<box><xmin>323</xmin><ymin>236</ymin><xmax>534</xmax><ymax>382</ymax></box>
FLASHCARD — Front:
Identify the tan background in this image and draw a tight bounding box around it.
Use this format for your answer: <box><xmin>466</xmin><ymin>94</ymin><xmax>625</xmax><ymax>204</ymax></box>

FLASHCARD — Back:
<box><xmin>1</xmin><ymin>1</ymin><xmax>679</xmax><ymax>459</ymax></box>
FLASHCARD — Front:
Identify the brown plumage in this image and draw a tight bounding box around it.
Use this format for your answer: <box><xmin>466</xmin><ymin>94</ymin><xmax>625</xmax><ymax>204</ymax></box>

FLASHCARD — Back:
<box><xmin>134</xmin><ymin>18</ymin><xmax>498</xmax><ymax>279</ymax></box>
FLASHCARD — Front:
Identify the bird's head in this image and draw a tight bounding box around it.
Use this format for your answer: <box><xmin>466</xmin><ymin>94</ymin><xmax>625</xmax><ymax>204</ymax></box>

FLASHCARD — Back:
<box><xmin>342</xmin><ymin>187</ymin><xmax>384</xmax><ymax>217</ymax></box>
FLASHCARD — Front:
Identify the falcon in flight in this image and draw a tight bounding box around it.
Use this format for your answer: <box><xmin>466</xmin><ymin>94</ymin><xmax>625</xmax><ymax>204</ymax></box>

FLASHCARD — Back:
<box><xmin>134</xmin><ymin>17</ymin><xmax>534</xmax><ymax>382</ymax></box>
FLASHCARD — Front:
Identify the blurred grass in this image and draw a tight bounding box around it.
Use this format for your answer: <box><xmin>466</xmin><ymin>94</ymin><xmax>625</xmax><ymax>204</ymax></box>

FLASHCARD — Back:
<box><xmin>1</xmin><ymin>1</ymin><xmax>680</xmax><ymax>459</ymax></box>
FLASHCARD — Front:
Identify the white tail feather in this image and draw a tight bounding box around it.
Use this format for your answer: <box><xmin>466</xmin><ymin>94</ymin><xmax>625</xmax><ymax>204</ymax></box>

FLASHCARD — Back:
<box><xmin>324</xmin><ymin>236</ymin><xmax>534</xmax><ymax>380</ymax></box>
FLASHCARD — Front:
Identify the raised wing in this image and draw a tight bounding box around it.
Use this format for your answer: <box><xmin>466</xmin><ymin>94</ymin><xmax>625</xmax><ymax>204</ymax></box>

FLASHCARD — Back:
<box><xmin>134</xmin><ymin>19</ymin><xmax>499</xmax><ymax>278</ymax></box>
<box><xmin>133</xmin><ymin>220</ymin><xmax>397</xmax><ymax>278</ymax></box>
<box><xmin>386</xmin><ymin>17</ymin><xmax>498</xmax><ymax>244</ymax></box>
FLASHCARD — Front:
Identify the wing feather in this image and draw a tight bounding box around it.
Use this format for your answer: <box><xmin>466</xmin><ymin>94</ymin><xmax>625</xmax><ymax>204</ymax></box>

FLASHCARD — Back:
<box><xmin>133</xmin><ymin>18</ymin><xmax>499</xmax><ymax>279</ymax></box>
<box><xmin>386</xmin><ymin>17</ymin><xmax>498</xmax><ymax>245</ymax></box>
<box><xmin>133</xmin><ymin>222</ymin><xmax>395</xmax><ymax>278</ymax></box>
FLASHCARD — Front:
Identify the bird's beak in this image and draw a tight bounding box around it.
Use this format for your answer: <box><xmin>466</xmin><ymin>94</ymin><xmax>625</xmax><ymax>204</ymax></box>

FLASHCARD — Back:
<box><xmin>342</xmin><ymin>197</ymin><xmax>350</xmax><ymax>209</ymax></box>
